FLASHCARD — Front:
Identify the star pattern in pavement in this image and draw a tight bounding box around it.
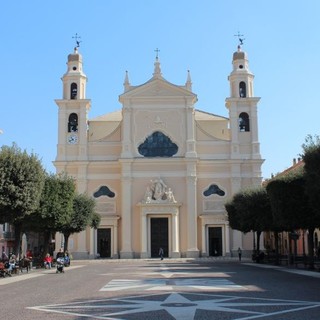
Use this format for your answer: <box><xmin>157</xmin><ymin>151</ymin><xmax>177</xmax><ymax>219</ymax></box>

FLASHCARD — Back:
<box><xmin>29</xmin><ymin>292</ymin><xmax>320</xmax><ymax>320</ymax></box>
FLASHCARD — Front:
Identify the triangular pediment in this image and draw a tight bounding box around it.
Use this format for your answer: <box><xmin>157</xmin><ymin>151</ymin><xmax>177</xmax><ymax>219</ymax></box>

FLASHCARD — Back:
<box><xmin>119</xmin><ymin>77</ymin><xmax>196</xmax><ymax>100</ymax></box>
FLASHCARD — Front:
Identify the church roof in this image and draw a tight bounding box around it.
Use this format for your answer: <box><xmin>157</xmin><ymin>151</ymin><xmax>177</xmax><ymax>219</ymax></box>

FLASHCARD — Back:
<box><xmin>89</xmin><ymin>109</ymin><xmax>228</xmax><ymax>122</ymax></box>
<box><xmin>195</xmin><ymin>109</ymin><xmax>228</xmax><ymax>121</ymax></box>
<box><xmin>90</xmin><ymin>110</ymin><xmax>122</xmax><ymax>122</ymax></box>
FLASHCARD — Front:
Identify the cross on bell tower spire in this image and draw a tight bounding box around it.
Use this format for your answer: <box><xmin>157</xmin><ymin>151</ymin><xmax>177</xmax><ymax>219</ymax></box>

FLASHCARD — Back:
<box><xmin>234</xmin><ymin>31</ymin><xmax>245</xmax><ymax>50</ymax></box>
<box><xmin>72</xmin><ymin>33</ymin><xmax>82</xmax><ymax>50</ymax></box>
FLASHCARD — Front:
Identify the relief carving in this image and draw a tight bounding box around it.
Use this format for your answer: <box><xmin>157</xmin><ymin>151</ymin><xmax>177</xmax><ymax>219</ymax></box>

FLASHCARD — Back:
<box><xmin>143</xmin><ymin>178</ymin><xmax>176</xmax><ymax>203</ymax></box>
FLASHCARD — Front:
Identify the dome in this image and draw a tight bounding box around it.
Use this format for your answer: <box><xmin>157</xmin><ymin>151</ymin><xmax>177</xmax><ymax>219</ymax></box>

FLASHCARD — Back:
<box><xmin>233</xmin><ymin>49</ymin><xmax>247</xmax><ymax>61</ymax></box>
<box><xmin>68</xmin><ymin>48</ymin><xmax>82</xmax><ymax>62</ymax></box>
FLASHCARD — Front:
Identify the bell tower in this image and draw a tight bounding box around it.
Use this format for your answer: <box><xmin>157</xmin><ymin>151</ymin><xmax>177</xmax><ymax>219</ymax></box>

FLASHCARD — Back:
<box><xmin>55</xmin><ymin>45</ymin><xmax>91</xmax><ymax>168</ymax></box>
<box><xmin>225</xmin><ymin>44</ymin><xmax>261</xmax><ymax>161</ymax></box>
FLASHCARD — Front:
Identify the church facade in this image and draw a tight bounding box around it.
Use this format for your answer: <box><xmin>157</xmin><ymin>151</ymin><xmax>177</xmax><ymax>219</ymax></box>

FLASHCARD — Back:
<box><xmin>54</xmin><ymin>45</ymin><xmax>263</xmax><ymax>259</ymax></box>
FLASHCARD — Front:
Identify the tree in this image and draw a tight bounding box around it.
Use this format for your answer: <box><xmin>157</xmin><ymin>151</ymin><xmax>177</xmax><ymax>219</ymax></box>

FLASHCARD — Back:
<box><xmin>36</xmin><ymin>173</ymin><xmax>76</xmax><ymax>254</ymax></box>
<box><xmin>266</xmin><ymin>168</ymin><xmax>314</xmax><ymax>265</ymax></box>
<box><xmin>61</xmin><ymin>193</ymin><xmax>100</xmax><ymax>252</ymax></box>
<box><xmin>266</xmin><ymin>169</ymin><xmax>309</xmax><ymax>230</ymax></box>
<box><xmin>225</xmin><ymin>187</ymin><xmax>273</xmax><ymax>260</ymax></box>
<box><xmin>302</xmin><ymin>134</ymin><xmax>320</xmax><ymax>268</ymax></box>
<box><xmin>0</xmin><ymin>143</ymin><xmax>45</xmax><ymax>256</ymax></box>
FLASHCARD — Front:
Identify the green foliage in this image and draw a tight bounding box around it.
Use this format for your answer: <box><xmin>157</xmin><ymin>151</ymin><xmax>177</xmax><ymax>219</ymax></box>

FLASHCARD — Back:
<box><xmin>302</xmin><ymin>135</ymin><xmax>320</xmax><ymax>227</ymax></box>
<box><xmin>266</xmin><ymin>170</ymin><xmax>313</xmax><ymax>230</ymax></box>
<box><xmin>225</xmin><ymin>187</ymin><xmax>272</xmax><ymax>233</ymax></box>
<box><xmin>0</xmin><ymin>143</ymin><xmax>45</xmax><ymax>224</ymax></box>
<box><xmin>301</xmin><ymin>134</ymin><xmax>320</xmax><ymax>154</ymax></box>
<box><xmin>60</xmin><ymin>192</ymin><xmax>100</xmax><ymax>251</ymax></box>
<box><xmin>38</xmin><ymin>173</ymin><xmax>76</xmax><ymax>231</ymax></box>
<box><xmin>225</xmin><ymin>200</ymin><xmax>240</xmax><ymax>231</ymax></box>
<box><xmin>90</xmin><ymin>211</ymin><xmax>101</xmax><ymax>229</ymax></box>
<box><xmin>61</xmin><ymin>193</ymin><xmax>98</xmax><ymax>235</ymax></box>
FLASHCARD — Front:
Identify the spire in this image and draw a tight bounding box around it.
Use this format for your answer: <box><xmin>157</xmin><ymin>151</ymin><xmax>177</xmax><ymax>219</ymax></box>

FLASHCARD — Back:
<box><xmin>185</xmin><ymin>70</ymin><xmax>192</xmax><ymax>91</ymax></box>
<box><xmin>153</xmin><ymin>56</ymin><xmax>162</xmax><ymax>79</ymax></box>
<box><xmin>123</xmin><ymin>70</ymin><xmax>131</xmax><ymax>92</ymax></box>
<box><xmin>152</xmin><ymin>48</ymin><xmax>162</xmax><ymax>79</ymax></box>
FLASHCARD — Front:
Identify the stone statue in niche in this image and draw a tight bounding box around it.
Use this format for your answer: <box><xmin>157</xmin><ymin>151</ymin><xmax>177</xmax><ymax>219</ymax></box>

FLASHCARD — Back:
<box><xmin>143</xmin><ymin>178</ymin><xmax>177</xmax><ymax>203</ymax></box>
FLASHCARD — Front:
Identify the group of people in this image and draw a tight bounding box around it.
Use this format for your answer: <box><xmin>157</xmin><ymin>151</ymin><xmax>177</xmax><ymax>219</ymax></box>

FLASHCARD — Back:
<box><xmin>0</xmin><ymin>248</ymin><xmax>70</xmax><ymax>273</ymax></box>
<box><xmin>1</xmin><ymin>252</ymin><xmax>18</xmax><ymax>273</ymax></box>
<box><xmin>43</xmin><ymin>249</ymin><xmax>70</xmax><ymax>269</ymax></box>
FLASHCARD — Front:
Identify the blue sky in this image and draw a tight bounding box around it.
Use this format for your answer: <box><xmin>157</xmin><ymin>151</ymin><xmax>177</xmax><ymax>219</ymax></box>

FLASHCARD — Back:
<box><xmin>0</xmin><ymin>1</ymin><xmax>319</xmax><ymax>180</ymax></box>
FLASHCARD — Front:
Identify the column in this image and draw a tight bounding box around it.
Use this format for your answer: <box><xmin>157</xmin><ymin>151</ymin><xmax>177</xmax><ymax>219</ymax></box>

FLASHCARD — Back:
<box><xmin>201</xmin><ymin>223</ymin><xmax>207</xmax><ymax>257</ymax></box>
<box><xmin>89</xmin><ymin>227</ymin><xmax>94</xmax><ymax>258</ymax></box>
<box><xmin>225</xmin><ymin>223</ymin><xmax>231</xmax><ymax>256</ymax></box>
<box><xmin>113</xmin><ymin>223</ymin><xmax>119</xmax><ymax>258</ymax></box>
<box><xmin>120</xmin><ymin>161</ymin><xmax>133</xmax><ymax>258</ymax></box>
<box><xmin>171</xmin><ymin>211</ymin><xmax>180</xmax><ymax>258</ymax></box>
<box><xmin>185</xmin><ymin>104</ymin><xmax>197</xmax><ymax>158</ymax></box>
<box><xmin>140</xmin><ymin>211</ymin><xmax>148</xmax><ymax>258</ymax></box>
<box><xmin>121</xmin><ymin>106</ymin><xmax>133</xmax><ymax>158</ymax></box>
<box><xmin>186</xmin><ymin>172</ymin><xmax>199</xmax><ymax>258</ymax></box>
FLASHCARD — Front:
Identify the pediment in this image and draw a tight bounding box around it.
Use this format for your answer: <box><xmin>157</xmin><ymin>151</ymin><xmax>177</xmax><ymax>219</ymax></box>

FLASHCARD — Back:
<box><xmin>119</xmin><ymin>78</ymin><xmax>196</xmax><ymax>100</ymax></box>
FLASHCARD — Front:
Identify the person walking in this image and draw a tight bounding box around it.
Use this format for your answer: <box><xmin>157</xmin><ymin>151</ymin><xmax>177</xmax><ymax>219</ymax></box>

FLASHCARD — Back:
<box><xmin>238</xmin><ymin>247</ymin><xmax>242</xmax><ymax>261</ymax></box>
<box><xmin>159</xmin><ymin>247</ymin><xmax>164</xmax><ymax>260</ymax></box>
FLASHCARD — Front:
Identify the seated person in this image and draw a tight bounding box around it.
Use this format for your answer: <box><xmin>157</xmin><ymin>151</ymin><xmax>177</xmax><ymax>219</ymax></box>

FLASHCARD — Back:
<box><xmin>0</xmin><ymin>261</ymin><xmax>5</xmax><ymax>277</ymax></box>
<box><xmin>7</xmin><ymin>254</ymin><xmax>16</xmax><ymax>273</ymax></box>
<box><xmin>43</xmin><ymin>253</ymin><xmax>52</xmax><ymax>269</ymax></box>
<box><xmin>64</xmin><ymin>251</ymin><xmax>70</xmax><ymax>266</ymax></box>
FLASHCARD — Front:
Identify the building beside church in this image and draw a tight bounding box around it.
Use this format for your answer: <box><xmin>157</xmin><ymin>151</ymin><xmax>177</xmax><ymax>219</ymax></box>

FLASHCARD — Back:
<box><xmin>54</xmin><ymin>45</ymin><xmax>263</xmax><ymax>259</ymax></box>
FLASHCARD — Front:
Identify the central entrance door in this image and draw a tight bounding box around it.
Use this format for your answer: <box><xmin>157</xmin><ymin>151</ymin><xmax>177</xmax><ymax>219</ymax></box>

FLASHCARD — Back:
<box><xmin>150</xmin><ymin>218</ymin><xmax>168</xmax><ymax>258</ymax></box>
<box><xmin>209</xmin><ymin>227</ymin><xmax>222</xmax><ymax>256</ymax></box>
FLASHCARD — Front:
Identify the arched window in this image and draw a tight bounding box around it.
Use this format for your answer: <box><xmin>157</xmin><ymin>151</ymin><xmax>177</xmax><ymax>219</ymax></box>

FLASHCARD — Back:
<box><xmin>93</xmin><ymin>186</ymin><xmax>115</xmax><ymax>198</ymax></box>
<box><xmin>239</xmin><ymin>81</ymin><xmax>246</xmax><ymax>98</ymax></box>
<box><xmin>239</xmin><ymin>112</ymin><xmax>250</xmax><ymax>132</ymax></box>
<box><xmin>70</xmin><ymin>83</ymin><xmax>78</xmax><ymax>100</ymax></box>
<box><xmin>138</xmin><ymin>131</ymin><xmax>178</xmax><ymax>157</ymax></box>
<box><xmin>68</xmin><ymin>113</ymin><xmax>78</xmax><ymax>132</ymax></box>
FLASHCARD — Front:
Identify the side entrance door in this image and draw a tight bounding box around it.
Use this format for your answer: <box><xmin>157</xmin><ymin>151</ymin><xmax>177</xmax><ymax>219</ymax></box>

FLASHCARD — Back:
<box><xmin>97</xmin><ymin>228</ymin><xmax>111</xmax><ymax>258</ymax></box>
<box><xmin>150</xmin><ymin>218</ymin><xmax>168</xmax><ymax>258</ymax></box>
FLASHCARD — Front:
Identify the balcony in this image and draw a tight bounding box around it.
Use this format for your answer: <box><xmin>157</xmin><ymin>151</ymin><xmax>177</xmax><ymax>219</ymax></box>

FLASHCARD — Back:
<box><xmin>3</xmin><ymin>231</ymin><xmax>15</xmax><ymax>240</ymax></box>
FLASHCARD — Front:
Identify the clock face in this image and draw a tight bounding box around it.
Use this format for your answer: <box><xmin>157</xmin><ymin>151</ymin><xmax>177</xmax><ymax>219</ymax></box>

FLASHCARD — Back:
<box><xmin>67</xmin><ymin>134</ymin><xmax>78</xmax><ymax>144</ymax></box>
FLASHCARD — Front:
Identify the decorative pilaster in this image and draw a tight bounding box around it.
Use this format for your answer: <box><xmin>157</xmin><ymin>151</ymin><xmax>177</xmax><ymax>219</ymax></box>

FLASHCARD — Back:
<box><xmin>201</xmin><ymin>223</ymin><xmax>207</xmax><ymax>256</ymax></box>
<box><xmin>171</xmin><ymin>212</ymin><xmax>180</xmax><ymax>257</ymax></box>
<box><xmin>186</xmin><ymin>173</ymin><xmax>199</xmax><ymax>257</ymax></box>
<box><xmin>121</xmin><ymin>106</ymin><xmax>133</xmax><ymax>158</ymax></box>
<box><xmin>140</xmin><ymin>211</ymin><xmax>148</xmax><ymax>258</ymax></box>
<box><xmin>120</xmin><ymin>161</ymin><xmax>133</xmax><ymax>258</ymax></box>
<box><xmin>185</xmin><ymin>104</ymin><xmax>197</xmax><ymax>158</ymax></box>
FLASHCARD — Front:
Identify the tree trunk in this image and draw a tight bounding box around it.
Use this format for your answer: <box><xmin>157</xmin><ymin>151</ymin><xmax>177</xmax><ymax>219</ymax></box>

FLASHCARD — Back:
<box><xmin>256</xmin><ymin>231</ymin><xmax>261</xmax><ymax>253</ymax></box>
<box><xmin>13</xmin><ymin>222</ymin><xmax>22</xmax><ymax>259</ymax></box>
<box><xmin>274</xmin><ymin>231</ymin><xmax>280</xmax><ymax>265</ymax></box>
<box><xmin>63</xmin><ymin>232</ymin><xmax>70</xmax><ymax>252</ymax></box>
<box><xmin>42</xmin><ymin>231</ymin><xmax>51</xmax><ymax>257</ymax></box>
<box><xmin>307</xmin><ymin>227</ymin><xmax>315</xmax><ymax>270</ymax></box>
<box><xmin>255</xmin><ymin>231</ymin><xmax>261</xmax><ymax>263</ymax></box>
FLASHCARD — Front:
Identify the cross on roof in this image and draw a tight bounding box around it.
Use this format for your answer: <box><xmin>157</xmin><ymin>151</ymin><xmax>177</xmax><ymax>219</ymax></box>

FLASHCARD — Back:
<box><xmin>154</xmin><ymin>48</ymin><xmax>160</xmax><ymax>59</ymax></box>
<box><xmin>234</xmin><ymin>31</ymin><xmax>245</xmax><ymax>46</ymax></box>
<box><xmin>72</xmin><ymin>33</ymin><xmax>82</xmax><ymax>48</ymax></box>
